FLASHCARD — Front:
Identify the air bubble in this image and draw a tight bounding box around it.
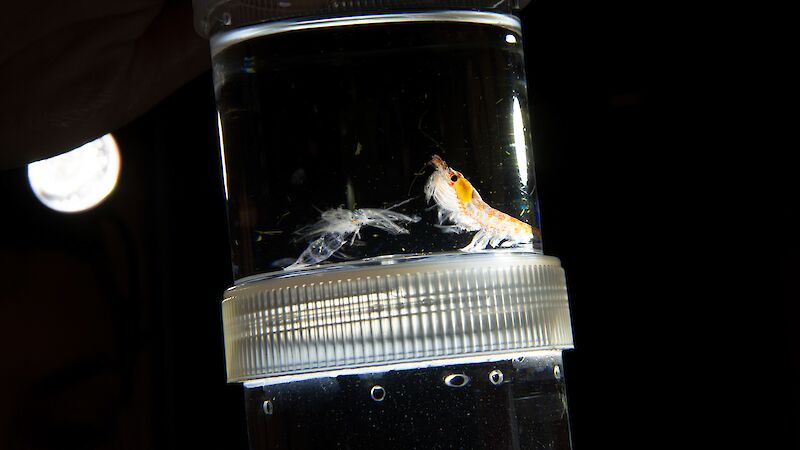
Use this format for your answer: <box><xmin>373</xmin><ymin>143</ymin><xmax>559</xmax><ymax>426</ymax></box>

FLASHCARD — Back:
<box><xmin>489</xmin><ymin>369</ymin><xmax>504</xmax><ymax>385</ymax></box>
<box><xmin>262</xmin><ymin>400</ymin><xmax>274</xmax><ymax>415</ymax></box>
<box><xmin>554</xmin><ymin>364</ymin><xmax>562</xmax><ymax>380</ymax></box>
<box><xmin>370</xmin><ymin>385</ymin><xmax>386</xmax><ymax>402</ymax></box>
<box><xmin>444</xmin><ymin>373</ymin><xmax>470</xmax><ymax>388</ymax></box>
<box><xmin>222</xmin><ymin>12</ymin><xmax>232</xmax><ymax>25</ymax></box>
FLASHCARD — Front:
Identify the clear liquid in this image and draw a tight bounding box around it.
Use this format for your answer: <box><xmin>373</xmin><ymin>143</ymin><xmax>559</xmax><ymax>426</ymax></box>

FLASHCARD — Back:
<box><xmin>212</xmin><ymin>12</ymin><xmax>542</xmax><ymax>281</ymax></box>
<box><xmin>242</xmin><ymin>352</ymin><xmax>571</xmax><ymax>450</ymax></box>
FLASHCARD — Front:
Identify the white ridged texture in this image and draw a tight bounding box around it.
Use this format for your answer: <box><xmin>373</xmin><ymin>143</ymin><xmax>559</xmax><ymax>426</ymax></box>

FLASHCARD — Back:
<box><xmin>222</xmin><ymin>254</ymin><xmax>572</xmax><ymax>382</ymax></box>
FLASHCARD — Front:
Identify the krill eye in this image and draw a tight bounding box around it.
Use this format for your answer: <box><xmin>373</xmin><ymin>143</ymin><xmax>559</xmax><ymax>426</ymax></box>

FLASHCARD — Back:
<box><xmin>450</xmin><ymin>175</ymin><xmax>458</xmax><ymax>182</ymax></box>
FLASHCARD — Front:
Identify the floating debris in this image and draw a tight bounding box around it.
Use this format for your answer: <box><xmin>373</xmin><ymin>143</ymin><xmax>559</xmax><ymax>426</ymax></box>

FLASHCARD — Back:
<box><xmin>286</xmin><ymin>203</ymin><xmax>419</xmax><ymax>270</ymax></box>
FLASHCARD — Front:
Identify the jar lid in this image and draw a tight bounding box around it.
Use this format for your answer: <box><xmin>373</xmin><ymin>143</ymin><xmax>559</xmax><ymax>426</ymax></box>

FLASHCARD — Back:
<box><xmin>192</xmin><ymin>0</ymin><xmax>532</xmax><ymax>37</ymax></box>
<box><xmin>222</xmin><ymin>253</ymin><xmax>573</xmax><ymax>382</ymax></box>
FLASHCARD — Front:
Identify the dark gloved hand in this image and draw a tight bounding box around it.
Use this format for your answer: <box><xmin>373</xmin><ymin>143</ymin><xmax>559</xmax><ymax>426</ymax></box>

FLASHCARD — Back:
<box><xmin>0</xmin><ymin>0</ymin><xmax>210</xmax><ymax>169</ymax></box>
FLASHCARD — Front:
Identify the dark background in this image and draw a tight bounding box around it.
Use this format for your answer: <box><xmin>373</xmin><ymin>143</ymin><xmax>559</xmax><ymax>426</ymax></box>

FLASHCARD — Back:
<box><xmin>0</xmin><ymin>2</ymin><xmax>794</xmax><ymax>449</ymax></box>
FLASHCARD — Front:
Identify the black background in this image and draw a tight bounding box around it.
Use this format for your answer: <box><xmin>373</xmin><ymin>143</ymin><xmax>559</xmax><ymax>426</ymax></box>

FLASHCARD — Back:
<box><xmin>0</xmin><ymin>2</ymin><xmax>794</xmax><ymax>449</ymax></box>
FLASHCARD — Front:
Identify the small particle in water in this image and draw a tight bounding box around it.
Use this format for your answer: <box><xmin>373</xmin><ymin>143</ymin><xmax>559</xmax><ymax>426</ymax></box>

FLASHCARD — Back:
<box><xmin>345</xmin><ymin>178</ymin><xmax>356</xmax><ymax>209</ymax></box>
<box><xmin>554</xmin><ymin>364</ymin><xmax>562</xmax><ymax>380</ymax></box>
<box><xmin>370</xmin><ymin>385</ymin><xmax>386</xmax><ymax>402</ymax></box>
<box><xmin>489</xmin><ymin>369</ymin><xmax>504</xmax><ymax>385</ymax></box>
<box><xmin>355</xmin><ymin>141</ymin><xmax>363</xmax><ymax>156</ymax></box>
<box><xmin>262</xmin><ymin>400</ymin><xmax>274</xmax><ymax>415</ymax></box>
<box><xmin>256</xmin><ymin>230</ymin><xmax>283</xmax><ymax>236</ymax></box>
<box><xmin>290</xmin><ymin>168</ymin><xmax>307</xmax><ymax>185</ymax></box>
<box><xmin>256</xmin><ymin>230</ymin><xmax>282</xmax><ymax>242</ymax></box>
<box><xmin>505</xmin><ymin>34</ymin><xmax>518</xmax><ymax>44</ymax></box>
<box><xmin>242</xmin><ymin>56</ymin><xmax>256</xmax><ymax>74</ymax></box>
<box><xmin>271</xmin><ymin>257</ymin><xmax>296</xmax><ymax>268</ymax></box>
<box><xmin>444</xmin><ymin>373</ymin><xmax>470</xmax><ymax>388</ymax></box>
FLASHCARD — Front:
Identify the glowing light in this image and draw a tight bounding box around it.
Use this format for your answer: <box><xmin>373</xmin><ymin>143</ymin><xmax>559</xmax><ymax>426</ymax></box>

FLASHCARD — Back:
<box><xmin>512</xmin><ymin>97</ymin><xmax>529</xmax><ymax>187</ymax></box>
<box><xmin>27</xmin><ymin>134</ymin><xmax>120</xmax><ymax>213</ymax></box>
<box><xmin>216</xmin><ymin>112</ymin><xmax>230</xmax><ymax>200</ymax></box>
<box><xmin>505</xmin><ymin>34</ymin><xmax>517</xmax><ymax>44</ymax></box>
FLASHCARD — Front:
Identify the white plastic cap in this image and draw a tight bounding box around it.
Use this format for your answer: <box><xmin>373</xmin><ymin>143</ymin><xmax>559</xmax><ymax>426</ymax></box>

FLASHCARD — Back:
<box><xmin>222</xmin><ymin>253</ymin><xmax>573</xmax><ymax>382</ymax></box>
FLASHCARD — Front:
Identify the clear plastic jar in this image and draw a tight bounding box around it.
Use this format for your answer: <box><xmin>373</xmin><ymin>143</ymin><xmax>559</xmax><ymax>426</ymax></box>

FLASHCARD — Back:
<box><xmin>193</xmin><ymin>1</ymin><xmax>574</xmax><ymax>449</ymax></box>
